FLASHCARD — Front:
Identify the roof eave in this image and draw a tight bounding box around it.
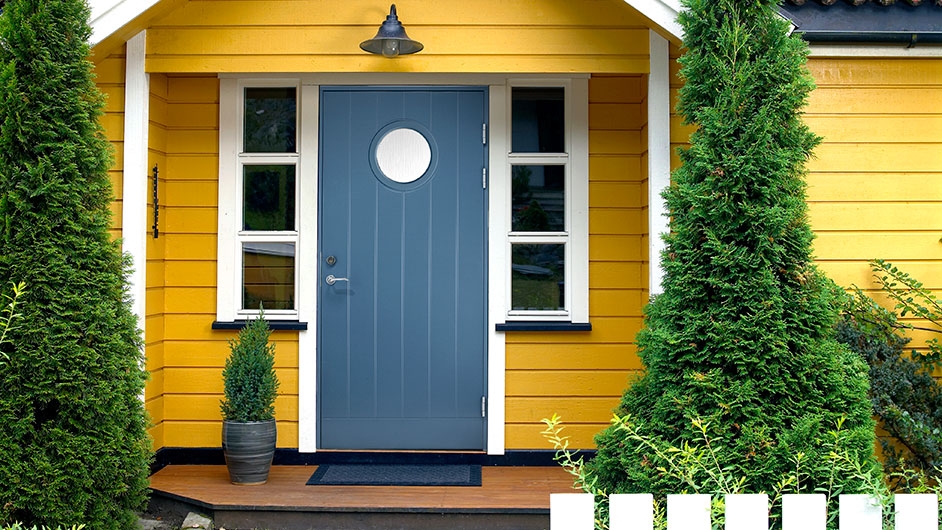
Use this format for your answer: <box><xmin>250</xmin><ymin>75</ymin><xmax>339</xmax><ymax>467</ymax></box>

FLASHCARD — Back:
<box><xmin>89</xmin><ymin>0</ymin><xmax>163</xmax><ymax>46</ymax></box>
<box><xmin>798</xmin><ymin>30</ymin><xmax>942</xmax><ymax>45</ymax></box>
<box><xmin>89</xmin><ymin>0</ymin><xmax>687</xmax><ymax>47</ymax></box>
<box><xmin>624</xmin><ymin>0</ymin><xmax>684</xmax><ymax>42</ymax></box>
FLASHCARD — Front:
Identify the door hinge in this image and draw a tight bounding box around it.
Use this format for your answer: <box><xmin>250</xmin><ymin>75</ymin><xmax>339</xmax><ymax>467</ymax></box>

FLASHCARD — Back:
<box><xmin>482</xmin><ymin>168</ymin><xmax>487</xmax><ymax>189</ymax></box>
<box><xmin>481</xmin><ymin>396</ymin><xmax>487</xmax><ymax>418</ymax></box>
<box><xmin>482</xmin><ymin>123</ymin><xmax>487</xmax><ymax>145</ymax></box>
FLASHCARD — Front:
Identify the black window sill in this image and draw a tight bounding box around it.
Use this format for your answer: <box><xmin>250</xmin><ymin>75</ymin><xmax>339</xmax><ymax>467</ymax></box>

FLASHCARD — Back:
<box><xmin>495</xmin><ymin>322</ymin><xmax>592</xmax><ymax>332</ymax></box>
<box><xmin>212</xmin><ymin>320</ymin><xmax>308</xmax><ymax>331</ymax></box>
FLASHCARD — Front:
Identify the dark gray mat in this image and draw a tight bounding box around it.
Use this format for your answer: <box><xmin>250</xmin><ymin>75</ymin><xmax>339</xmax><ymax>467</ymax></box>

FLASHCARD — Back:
<box><xmin>306</xmin><ymin>464</ymin><xmax>482</xmax><ymax>487</ymax></box>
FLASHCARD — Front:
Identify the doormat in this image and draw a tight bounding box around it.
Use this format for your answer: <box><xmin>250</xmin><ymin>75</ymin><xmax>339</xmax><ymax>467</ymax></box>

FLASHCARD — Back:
<box><xmin>306</xmin><ymin>464</ymin><xmax>482</xmax><ymax>487</ymax></box>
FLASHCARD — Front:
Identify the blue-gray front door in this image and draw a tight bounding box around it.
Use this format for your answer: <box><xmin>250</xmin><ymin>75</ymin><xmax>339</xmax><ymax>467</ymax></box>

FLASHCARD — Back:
<box><xmin>318</xmin><ymin>87</ymin><xmax>487</xmax><ymax>450</ymax></box>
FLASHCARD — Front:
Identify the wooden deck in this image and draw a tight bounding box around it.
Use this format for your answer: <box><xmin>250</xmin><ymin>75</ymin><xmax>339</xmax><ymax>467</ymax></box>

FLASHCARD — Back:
<box><xmin>149</xmin><ymin>464</ymin><xmax>577</xmax><ymax>530</ymax></box>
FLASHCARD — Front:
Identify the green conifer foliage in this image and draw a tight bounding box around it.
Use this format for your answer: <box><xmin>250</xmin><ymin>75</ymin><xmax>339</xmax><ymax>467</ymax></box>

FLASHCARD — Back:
<box><xmin>587</xmin><ymin>0</ymin><xmax>878</xmax><ymax>497</ymax></box>
<box><xmin>0</xmin><ymin>1</ymin><xmax>151</xmax><ymax>528</ymax></box>
<box><xmin>220</xmin><ymin>314</ymin><xmax>279</xmax><ymax>423</ymax></box>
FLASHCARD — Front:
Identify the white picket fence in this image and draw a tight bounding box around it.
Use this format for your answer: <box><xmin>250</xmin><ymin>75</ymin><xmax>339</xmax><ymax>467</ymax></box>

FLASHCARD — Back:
<box><xmin>550</xmin><ymin>493</ymin><xmax>940</xmax><ymax>530</ymax></box>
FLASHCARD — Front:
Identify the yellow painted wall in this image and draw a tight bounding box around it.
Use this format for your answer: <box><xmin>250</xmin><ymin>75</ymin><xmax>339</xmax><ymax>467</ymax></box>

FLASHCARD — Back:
<box><xmin>97</xmin><ymin>49</ymin><xmax>126</xmax><ymax>242</ymax></box>
<box><xmin>156</xmin><ymin>75</ymin><xmax>301</xmax><ymax>449</ymax></box>
<box><xmin>804</xmin><ymin>58</ymin><xmax>942</xmax><ymax>313</ymax></box>
<box><xmin>146</xmin><ymin>73</ymin><xmax>169</xmax><ymax>449</ymax></box>
<box><xmin>505</xmin><ymin>75</ymin><xmax>648</xmax><ymax>449</ymax></box>
<box><xmin>665</xmin><ymin>54</ymin><xmax>942</xmax><ymax>322</ymax></box>
<box><xmin>144</xmin><ymin>0</ymin><xmax>652</xmax><ymax>74</ymax></box>
<box><xmin>144</xmin><ymin>74</ymin><xmax>168</xmax><ymax>448</ymax></box>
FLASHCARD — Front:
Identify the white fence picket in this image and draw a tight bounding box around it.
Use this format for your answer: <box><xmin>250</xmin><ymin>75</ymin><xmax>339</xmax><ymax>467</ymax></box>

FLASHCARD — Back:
<box><xmin>838</xmin><ymin>495</ymin><xmax>882</xmax><ymax>530</ymax></box>
<box><xmin>550</xmin><ymin>493</ymin><xmax>594</xmax><ymax>530</ymax></box>
<box><xmin>895</xmin><ymin>494</ymin><xmax>938</xmax><ymax>530</ymax></box>
<box><xmin>609</xmin><ymin>493</ymin><xmax>654</xmax><ymax>530</ymax></box>
<box><xmin>667</xmin><ymin>494</ymin><xmax>711</xmax><ymax>530</ymax></box>
<box><xmin>549</xmin><ymin>492</ymin><xmax>942</xmax><ymax>529</ymax></box>
<box><xmin>782</xmin><ymin>493</ymin><xmax>826</xmax><ymax>530</ymax></box>
<box><xmin>726</xmin><ymin>494</ymin><xmax>769</xmax><ymax>530</ymax></box>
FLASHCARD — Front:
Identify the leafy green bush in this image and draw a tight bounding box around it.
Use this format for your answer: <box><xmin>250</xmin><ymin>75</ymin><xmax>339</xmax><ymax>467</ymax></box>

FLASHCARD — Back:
<box><xmin>544</xmin><ymin>414</ymin><xmax>888</xmax><ymax>530</ymax></box>
<box><xmin>584</xmin><ymin>0</ymin><xmax>879</xmax><ymax>518</ymax></box>
<box><xmin>0</xmin><ymin>282</ymin><xmax>26</xmax><ymax>363</ymax></box>
<box><xmin>220</xmin><ymin>312</ymin><xmax>279</xmax><ymax>422</ymax></box>
<box><xmin>839</xmin><ymin>259</ymin><xmax>942</xmax><ymax>490</ymax></box>
<box><xmin>0</xmin><ymin>1</ymin><xmax>151</xmax><ymax>528</ymax></box>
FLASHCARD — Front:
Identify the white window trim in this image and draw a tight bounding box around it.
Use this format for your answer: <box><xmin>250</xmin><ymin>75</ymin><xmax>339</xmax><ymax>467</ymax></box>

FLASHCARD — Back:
<box><xmin>217</xmin><ymin>78</ymin><xmax>311</xmax><ymax>322</ymax></box>
<box><xmin>500</xmin><ymin>78</ymin><xmax>589</xmax><ymax>323</ymax></box>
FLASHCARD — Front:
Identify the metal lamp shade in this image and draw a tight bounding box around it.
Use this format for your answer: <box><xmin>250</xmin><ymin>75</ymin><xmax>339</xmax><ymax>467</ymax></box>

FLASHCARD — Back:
<box><xmin>360</xmin><ymin>4</ymin><xmax>424</xmax><ymax>57</ymax></box>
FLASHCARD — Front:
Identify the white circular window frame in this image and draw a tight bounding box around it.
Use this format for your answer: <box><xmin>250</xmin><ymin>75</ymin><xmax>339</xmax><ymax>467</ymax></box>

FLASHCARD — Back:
<box><xmin>374</xmin><ymin>128</ymin><xmax>432</xmax><ymax>184</ymax></box>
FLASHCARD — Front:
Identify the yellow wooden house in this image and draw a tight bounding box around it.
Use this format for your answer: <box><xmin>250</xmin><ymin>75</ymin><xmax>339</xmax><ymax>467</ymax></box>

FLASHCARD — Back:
<box><xmin>86</xmin><ymin>0</ymin><xmax>941</xmax><ymax>464</ymax></box>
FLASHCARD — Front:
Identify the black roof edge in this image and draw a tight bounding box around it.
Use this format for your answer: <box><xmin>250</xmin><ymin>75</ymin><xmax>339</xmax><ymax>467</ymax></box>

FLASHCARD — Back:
<box><xmin>797</xmin><ymin>31</ymin><xmax>942</xmax><ymax>45</ymax></box>
<box><xmin>779</xmin><ymin>3</ymin><xmax>942</xmax><ymax>46</ymax></box>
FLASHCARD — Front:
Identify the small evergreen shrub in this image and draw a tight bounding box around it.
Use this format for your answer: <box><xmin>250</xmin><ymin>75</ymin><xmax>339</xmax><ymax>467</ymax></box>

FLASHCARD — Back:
<box><xmin>839</xmin><ymin>260</ymin><xmax>942</xmax><ymax>490</ymax></box>
<box><xmin>220</xmin><ymin>313</ymin><xmax>279</xmax><ymax>423</ymax></box>
<box><xmin>0</xmin><ymin>1</ymin><xmax>152</xmax><ymax>528</ymax></box>
<box><xmin>583</xmin><ymin>0</ymin><xmax>879</xmax><ymax>524</ymax></box>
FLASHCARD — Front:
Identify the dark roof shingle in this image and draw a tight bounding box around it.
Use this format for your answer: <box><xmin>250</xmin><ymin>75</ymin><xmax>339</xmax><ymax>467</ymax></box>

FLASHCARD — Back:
<box><xmin>786</xmin><ymin>0</ymin><xmax>942</xmax><ymax>6</ymax></box>
<box><xmin>780</xmin><ymin>0</ymin><xmax>942</xmax><ymax>43</ymax></box>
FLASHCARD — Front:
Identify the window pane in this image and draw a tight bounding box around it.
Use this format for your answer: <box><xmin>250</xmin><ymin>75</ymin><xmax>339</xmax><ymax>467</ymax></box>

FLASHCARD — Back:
<box><xmin>244</xmin><ymin>87</ymin><xmax>296</xmax><ymax>153</ymax></box>
<box><xmin>243</xmin><ymin>242</ymin><xmax>295</xmax><ymax>310</ymax></box>
<box><xmin>512</xmin><ymin>244</ymin><xmax>564</xmax><ymax>311</ymax></box>
<box><xmin>243</xmin><ymin>165</ymin><xmax>296</xmax><ymax>231</ymax></box>
<box><xmin>512</xmin><ymin>165</ymin><xmax>565</xmax><ymax>232</ymax></box>
<box><xmin>511</xmin><ymin>87</ymin><xmax>564</xmax><ymax>153</ymax></box>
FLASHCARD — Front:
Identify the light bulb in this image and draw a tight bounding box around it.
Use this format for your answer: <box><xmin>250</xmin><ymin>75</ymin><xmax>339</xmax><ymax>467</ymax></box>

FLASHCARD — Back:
<box><xmin>382</xmin><ymin>39</ymin><xmax>400</xmax><ymax>58</ymax></box>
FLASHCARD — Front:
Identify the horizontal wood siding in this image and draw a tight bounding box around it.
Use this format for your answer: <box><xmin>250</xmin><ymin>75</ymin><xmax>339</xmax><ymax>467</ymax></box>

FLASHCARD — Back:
<box><xmin>144</xmin><ymin>0</ymin><xmax>651</xmax><ymax>74</ymax></box>
<box><xmin>98</xmin><ymin>50</ymin><xmax>125</xmax><ymax>242</ymax></box>
<box><xmin>151</xmin><ymin>75</ymin><xmax>298</xmax><ymax>449</ymax></box>
<box><xmin>506</xmin><ymin>75</ymin><xmax>647</xmax><ymax>449</ymax></box>
<box><xmin>147</xmin><ymin>73</ymin><xmax>169</xmax><ymax>450</ymax></box>
<box><xmin>804</xmin><ymin>58</ymin><xmax>942</xmax><ymax>341</ymax></box>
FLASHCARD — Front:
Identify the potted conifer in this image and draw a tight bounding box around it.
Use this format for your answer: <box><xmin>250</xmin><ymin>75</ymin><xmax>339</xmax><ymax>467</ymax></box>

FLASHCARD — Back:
<box><xmin>220</xmin><ymin>312</ymin><xmax>279</xmax><ymax>485</ymax></box>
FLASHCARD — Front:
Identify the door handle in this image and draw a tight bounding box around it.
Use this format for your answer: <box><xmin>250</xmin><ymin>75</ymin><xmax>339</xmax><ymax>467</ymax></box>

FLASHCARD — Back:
<box><xmin>325</xmin><ymin>274</ymin><xmax>349</xmax><ymax>286</ymax></box>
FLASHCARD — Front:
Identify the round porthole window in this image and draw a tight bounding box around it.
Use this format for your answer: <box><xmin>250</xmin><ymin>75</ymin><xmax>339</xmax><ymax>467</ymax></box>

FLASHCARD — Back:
<box><xmin>375</xmin><ymin>128</ymin><xmax>432</xmax><ymax>184</ymax></box>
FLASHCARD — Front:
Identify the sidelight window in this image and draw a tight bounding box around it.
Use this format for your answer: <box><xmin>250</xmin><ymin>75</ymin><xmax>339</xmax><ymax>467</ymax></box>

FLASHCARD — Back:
<box><xmin>218</xmin><ymin>81</ymin><xmax>303</xmax><ymax>320</ymax></box>
<box><xmin>505</xmin><ymin>80</ymin><xmax>589</xmax><ymax>323</ymax></box>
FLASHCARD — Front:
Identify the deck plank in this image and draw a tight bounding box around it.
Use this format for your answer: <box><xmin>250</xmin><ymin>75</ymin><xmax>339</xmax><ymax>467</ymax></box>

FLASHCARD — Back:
<box><xmin>150</xmin><ymin>465</ymin><xmax>577</xmax><ymax>513</ymax></box>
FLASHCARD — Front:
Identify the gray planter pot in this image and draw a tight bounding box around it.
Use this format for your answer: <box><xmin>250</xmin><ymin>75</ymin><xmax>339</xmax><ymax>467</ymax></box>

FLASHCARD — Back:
<box><xmin>222</xmin><ymin>419</ymin><xmax>277</xmax><ymax>485</ymax></box>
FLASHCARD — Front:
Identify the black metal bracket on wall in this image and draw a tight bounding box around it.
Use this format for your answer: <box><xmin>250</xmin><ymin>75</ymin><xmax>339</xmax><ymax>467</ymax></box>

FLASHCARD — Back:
<box><xmin>151</xmin><ymin>164</ymin><xmax>159</xmax><ymax>239</ymax></box>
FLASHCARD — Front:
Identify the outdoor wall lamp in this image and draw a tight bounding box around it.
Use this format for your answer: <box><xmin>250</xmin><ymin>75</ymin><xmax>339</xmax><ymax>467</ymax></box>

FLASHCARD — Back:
<box><xmin>360</xmin><ymin>4</ymin><xmax>424</xmax><ymax>57</ymax></box>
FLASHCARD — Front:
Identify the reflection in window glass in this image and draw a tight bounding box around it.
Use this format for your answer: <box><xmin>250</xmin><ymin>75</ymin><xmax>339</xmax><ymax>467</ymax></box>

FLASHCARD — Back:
<box><xmin>243</xmin><ymin>165</ymin><xmax>296</xmax><ymax>231</ymax></box>
<box><xmin>512</xmin><ymin>244</ymin><xmax>564</xmax><ymax>311</ymax></box>
<box><xmin>511</xmin><ymin>87</ymin><xmax>565</xmax><ymax>153</ymax></box>
<box><xmin>243</xmin><ymin>242</ymin><xmax>295</xmax><ymax>310</ymax></box>
<box><xmin>244</xmin><ymin>87</ymin><xmax>297</xmax><ymax>153</ymax></box>
<box><xmin>512</xmin><ymin>165</ymin><xmax>565</xmax><ymax>232</ymax></box>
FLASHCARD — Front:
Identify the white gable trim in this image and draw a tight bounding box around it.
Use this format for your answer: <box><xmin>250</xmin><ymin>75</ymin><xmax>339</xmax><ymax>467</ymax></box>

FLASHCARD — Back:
<box><xmin>626</xmin><ymin>0</ymin><xmax>683</xmax><ymax>41</ymax></box>
<box><xmin>88</xmin><ymin>0</ymin><xmax>162</xmax><ymax>46</ymax></box>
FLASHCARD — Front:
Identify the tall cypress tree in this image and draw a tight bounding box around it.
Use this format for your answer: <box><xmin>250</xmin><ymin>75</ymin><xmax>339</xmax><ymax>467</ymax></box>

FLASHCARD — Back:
<box><xmin>587</xmin><ymin>0</ymin><xmax>878</xmax><ymax>499</ymax></box>
<box><xmin>0</xmin><ymin>0</ymin><xmax>151</xmax><ymax>527</ymax></box>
